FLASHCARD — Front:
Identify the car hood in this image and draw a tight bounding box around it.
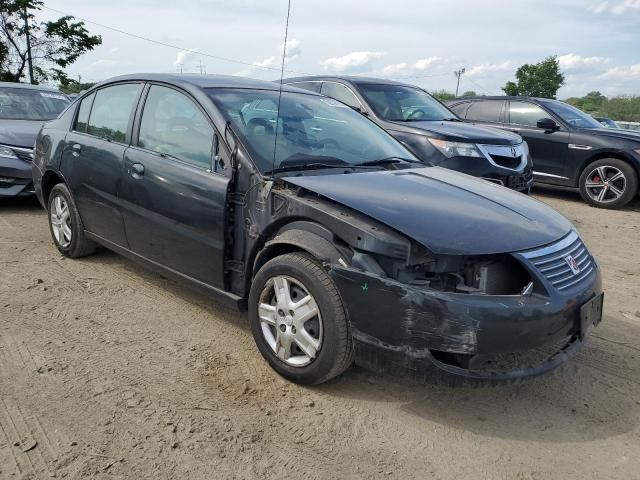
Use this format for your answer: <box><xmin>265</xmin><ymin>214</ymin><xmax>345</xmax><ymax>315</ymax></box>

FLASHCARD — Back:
<box><xmin>0</xmin><ymin>119</ymin><xmax>44</xmax><ymax>148</ymax></box>
<box><xmin>284</xmin><ymin>167</ymin><xmax>572</xmax><ymax>255</ymax></box>
<box><xmin>578</xmin><ymin>127</ymin><xmax>640</xmax><ymax>143</ymax></box>
<box><xmin>385</xmin><ymin>120</ymin><xmax>521</xmax><ymax>145</ymax></box>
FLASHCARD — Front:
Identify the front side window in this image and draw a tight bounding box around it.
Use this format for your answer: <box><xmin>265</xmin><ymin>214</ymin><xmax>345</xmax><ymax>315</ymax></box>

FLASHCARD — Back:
<box><xmin>139</xmin><ymin>86</ymin><xmax>214</xmax><ymax>169</ymax></box>
<box><xmin>358</xmin><ymin>83</ymin><xmax>455</xmax><ymax>122</ymax></box>
<box><xmin>465</xmin><ymin>100</ymin><xmax>504</xmax><ymax>123</ymax></box>
<box><xmin>0</xmin><ymin>87</ymin><xmax>69</xmax><ymax>121</ymax></box>
<box><xmin>87</xmin><ymin>83</ymin><xmax>142</xmax><ymax>143</ymax></box>
<box><xmin>320</xmin><ymin>82</ymin><xmax>361</xmax><ymax>109</ymax></box>
<box><xmin>208</xmin><ymin>88</ymin><xmax>416</xmax><ymax>173</ymax></box>
<box><xmin>508</xmin><ymin>101</ymin><xmax>548</xmax><ymax>127</ymax></box>
<box><xmin>543</xmin><ymin>101</ymin><xmax>602</xmax><ymax>129</ymax></box>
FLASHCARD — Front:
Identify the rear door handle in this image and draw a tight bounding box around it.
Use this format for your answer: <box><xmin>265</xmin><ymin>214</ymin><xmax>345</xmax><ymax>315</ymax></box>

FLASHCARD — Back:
<box><xmin>71</xmin><ymin>143</ymin><xmax>81</xmax><ymax>157</ymax></box>
<box><xmin>129</xmin><ymin>162</ymin><xmax>145</xmax><ymax>178</ymax></box>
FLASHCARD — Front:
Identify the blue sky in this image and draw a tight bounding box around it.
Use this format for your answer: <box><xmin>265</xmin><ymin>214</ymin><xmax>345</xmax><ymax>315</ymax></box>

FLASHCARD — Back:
<box><xmin>40</xmin><ymin>0</ymin><xmax>640</xmax><ymax>98</ymax></box>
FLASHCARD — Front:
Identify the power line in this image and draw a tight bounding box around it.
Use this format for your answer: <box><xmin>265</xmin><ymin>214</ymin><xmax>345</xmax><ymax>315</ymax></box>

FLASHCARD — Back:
<box><xmin>41</xmin><ymin>5</ymin><xmax>311</xmax><ymax>76</ymax></box>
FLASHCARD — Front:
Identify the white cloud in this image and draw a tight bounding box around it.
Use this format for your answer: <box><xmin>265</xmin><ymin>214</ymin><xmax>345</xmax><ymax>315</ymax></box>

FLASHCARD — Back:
<box><xmin>588</xmin><ymin>0</ymin><xmax>640</xmax><ymax>14</ymax></box>
<box><xmin>321</xmin><ymin>51</ymin><xmax>386</xmax><ymax>73</ymax></box>
<box><xmin>173</xmin><ymin>48</ymin><xmax>200</xmax><ymax>66</ymax></box>
<box><xmin>600</xmin><ymin>63</ymin><xmax>640</xmax><ymax>79</ymax></box>
<box><xmin>253</xmin><ymin>56</ymin><xmax>277</xmax><ymax>69</ymax></box>
<box><xmin>557</xmin><ymin>53</ymin><xmax>611</xmax><ymax>71</ymax></box>
<box><xmin>382</xmin><ymin>56</ymin><xmax>442</xmax><ymax>76</ymax></box>
<box><xmin>108</xmin><ymin>47</ymin><xmax>120</xmax><ymax>55</ymax></box>
<box><xmin>281</xmin><ymin>38</ymin><xmax>301</xmax><ymax>61</ymax></box>
<box><xmin>466</xmin><ymin>61</ymin><xmax>511</xmax><ymax>77</ymax></box>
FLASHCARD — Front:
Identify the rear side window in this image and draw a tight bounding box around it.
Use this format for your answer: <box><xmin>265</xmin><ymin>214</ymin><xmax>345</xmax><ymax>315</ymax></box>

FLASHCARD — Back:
<box><xmin>87</xmin><ymin>83</ymin><xmax>142</xmax><ymax>143</ymax></box>
<box><xmin>138</xmin><ymin>85</ymin><xmax>214</xmax><ymax>169</ymax></box>
<box><xmin>448</xmin><ymin>102</ymin><xmax>470</xmax><ymax>118</ymax></box>
<box><xmin>465</xmin><ymin>100</ymin><xmax>504</xmax><ymax>123</ymax></box>
<box><xmin>74</xmin><ymin>93</ymin><xmax>95</xmax><ymax>133</ymax></box>
<box><xmin>320</xmin><ymin>82</ymin><xmax>361</xmax><ymax>109</ymax></box>
<box><xmin>288</xmin><ymin>81</ymin><xmax>322</xmax><ymax>93</ymax></box>
<box><xmin>508</xmin><ymin>101</ymin><xmax>548</xmax><ymax>127</ymax></box>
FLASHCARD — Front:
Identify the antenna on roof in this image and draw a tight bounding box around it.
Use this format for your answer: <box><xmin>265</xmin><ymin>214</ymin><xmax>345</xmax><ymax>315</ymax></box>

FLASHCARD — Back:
<box><xmin>271</xmin><ymin>0</ymin><xmax>292</xmax><ymax>174</ymax></box>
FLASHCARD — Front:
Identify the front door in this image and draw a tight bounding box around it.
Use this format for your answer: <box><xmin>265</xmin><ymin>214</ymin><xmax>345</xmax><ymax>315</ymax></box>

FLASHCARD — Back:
<box><xmin>506</xmin><ymin>100</ymin><xmax>571</xmax><ymax>185</ymax></box>
<box><xmin>120</xmin><ymin>84</ymin><xmax>230</xmax><ymax>289</ymax></box>
<box><xmin>62</xmin><ymin>83</ymin><xmax>144</xmax><ymax>246</ymax></box>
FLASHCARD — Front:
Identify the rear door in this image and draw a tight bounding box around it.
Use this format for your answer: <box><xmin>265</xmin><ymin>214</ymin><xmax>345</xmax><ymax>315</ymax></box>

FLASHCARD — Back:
<box><xmin>61</xmin><ymin>82</ymin><xmax>143</xmax><ymax>246</ymax></box>
<box><xmin>120</xmin><ymin>84</ymin><xmax>230</xmax><ymax>289</ymax></box>
<box><xmin>506</xmin><ymin>100</ymin><xmax>570</xmax><ymax>184</ymax></box>
<box><xmin>462</xmin><ymin>99</ymin><xmax>506</xmax><ymax>127</ymax></box>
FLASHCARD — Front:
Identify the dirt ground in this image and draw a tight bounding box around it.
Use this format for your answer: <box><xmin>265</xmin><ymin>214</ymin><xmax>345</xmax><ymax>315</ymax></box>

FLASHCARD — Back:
<box><xmin>1</xmin><ymin>188</ymin><xmax>639</xmax><ymax>480</ymax></box>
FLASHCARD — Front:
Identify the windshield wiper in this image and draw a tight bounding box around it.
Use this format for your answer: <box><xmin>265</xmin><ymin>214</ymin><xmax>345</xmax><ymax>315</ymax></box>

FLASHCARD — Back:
<box><xmin>266</xmin><ymin>162</ymin><xmax>384</xmax><ymax>175</ymax></box>
<box><xmin>354</xmin><ymin>157</ymin><xmax>420</xmax><ymax>167</ymax></box>
<box><xmin>442</xmin><ymin>117</ymin><xmax>462</xmax><ymax>122</ymax></box>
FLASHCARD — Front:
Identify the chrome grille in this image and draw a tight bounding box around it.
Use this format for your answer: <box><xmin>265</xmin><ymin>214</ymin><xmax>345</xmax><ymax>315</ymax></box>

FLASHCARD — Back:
<box><xmin>477</xmin><ymin>143</ymin><xmax>528</xmax><ymax>171</ymax></box>
<box><xmin>520</xmin><ymin>231</ymin><xmax>595</xmax><ymax>291</ymax></box>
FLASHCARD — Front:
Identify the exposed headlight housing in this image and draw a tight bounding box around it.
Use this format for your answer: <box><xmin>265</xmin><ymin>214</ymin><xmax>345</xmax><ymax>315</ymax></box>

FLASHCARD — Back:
<box><xmin>0</xmin><ymin>145</ymin><xmax>18</xmax><ymax>160</ymax></box>
<box><xmin>428</xmin><ymin>138</ymin><xmax>483</xmax><ymax>158</ymax></box>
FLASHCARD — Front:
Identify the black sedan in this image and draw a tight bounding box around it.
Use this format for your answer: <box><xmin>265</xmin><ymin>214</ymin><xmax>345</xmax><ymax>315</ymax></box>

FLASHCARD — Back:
<box><xmin>282</xmin><ymin>76</ymin><xmax>533</xmax><ymax>192</ymax></box>
<box><xmin>33</xmin><ymin>74</ymin><xmax>603</xmax><ymax>384</ymax></box>
<box><xmin>447</xmin><ymin>96</ymin><xmax>640</xmax><ymax>208</ymax></box>
<box><xmin>0</xmin><ymin>81</ymin><xmax>70</xmax><ymax>197</ymax></box>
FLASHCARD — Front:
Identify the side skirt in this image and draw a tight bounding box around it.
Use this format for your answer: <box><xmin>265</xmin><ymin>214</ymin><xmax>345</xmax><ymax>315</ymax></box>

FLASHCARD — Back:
<box><xmin>85</xmin><ymin>231</ymin><xmax>245</xmax><ymax>311</ymax></box>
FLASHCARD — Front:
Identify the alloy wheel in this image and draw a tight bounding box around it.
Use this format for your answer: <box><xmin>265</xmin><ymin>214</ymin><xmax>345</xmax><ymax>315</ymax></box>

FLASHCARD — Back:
<box><xmin>258</xmin><ymin>275</ymin><xmax>323</xmax><ymax>367</ymax></box>
<box><xmin>50</xmin><ymin>195</ymin><xmax>72</xmax><ymax>248</ymax></box>
<box><xmin>584</xmin><ymin>165</ymin><xmax>627</xmax><ymax>205</ymax></box>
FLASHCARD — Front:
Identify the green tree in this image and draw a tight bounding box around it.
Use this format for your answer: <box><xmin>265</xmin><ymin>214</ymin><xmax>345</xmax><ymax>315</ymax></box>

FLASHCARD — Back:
<box><xmin>502</xmin><ymin>56</ymin><xmax>565</xmax><ymax>99</ymax></box>
<box><xmin>0</xmin><ymin>0</ymin><xmax>101</xmax><ymax>84</ymax></box>
<box><xmin>461</xmin><ymin>90</ymin><xmax>477</xmax><ymax>97</ymax></box>
<box><xmin>58</xmin><ymin>80</ymin><xmax>95</xmax><ymax>94</ymax></box>
<box><xmin>432</xmin><ymin>90</ymin><xmax>456</xmax><ymax>101</ymax></box>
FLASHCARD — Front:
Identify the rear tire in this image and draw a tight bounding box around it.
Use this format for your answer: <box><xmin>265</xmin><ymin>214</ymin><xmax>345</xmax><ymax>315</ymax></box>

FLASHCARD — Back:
<box><xmin>248</xmin><ymin>252</ymin><xmax>353</xmax><ymax>385</ymax></box>
<box><xmin>47</xmin><ymin>183</ymin><xmax>96</xmax><ymax>258</ymax></box>
<box><xmin>579</xmin><ymin>158</ymin><xmax>638</xmax><ymax>209</ymax></box>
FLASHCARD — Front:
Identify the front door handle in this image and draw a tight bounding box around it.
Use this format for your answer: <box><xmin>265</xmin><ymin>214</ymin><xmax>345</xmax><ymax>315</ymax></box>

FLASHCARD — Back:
<box><xmin>129</xmin><ymin>162</ymin><xmax>145</xmax><ymax>178</ymax></box>
<box><xmin>71</xmin><ymin>143</ymin><xmax>81</xmax><ymax>157</ymax></box>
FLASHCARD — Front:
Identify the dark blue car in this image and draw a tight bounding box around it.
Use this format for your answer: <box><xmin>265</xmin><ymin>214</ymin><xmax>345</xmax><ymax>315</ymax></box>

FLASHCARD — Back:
<box><xmin>32</xmin><ymin>74</ymin><xmax>602</xmax><ymax>385</ymax></box>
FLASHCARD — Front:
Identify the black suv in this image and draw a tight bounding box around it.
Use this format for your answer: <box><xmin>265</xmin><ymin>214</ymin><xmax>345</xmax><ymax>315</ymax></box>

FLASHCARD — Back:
<box><xmin>282</xmin><ymin>76</ymin><xmax>533</xmax><ymax>192</ymax></box>
<box><xmin>33</xmin><ymin>74</ymin><xmax>602</xmax><ymax>385</ymax></box>
<box><xmin>447</xmin><ymin>96</ymin><xmax>640</xmax><ymax>208</ymax></box>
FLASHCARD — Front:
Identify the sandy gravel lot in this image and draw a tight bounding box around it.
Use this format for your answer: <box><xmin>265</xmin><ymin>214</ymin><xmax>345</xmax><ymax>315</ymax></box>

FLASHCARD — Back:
<box><xmin>1</xmin><ymin>188</ymin><xmax>640</xmax><ymax>480</ymax></box>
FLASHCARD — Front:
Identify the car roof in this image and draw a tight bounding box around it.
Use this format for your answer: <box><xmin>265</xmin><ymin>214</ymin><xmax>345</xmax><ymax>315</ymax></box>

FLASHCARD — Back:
<box><xmin>281</xmin><ymin>75</ymin><xmax>420</xmax><ymax>89</ymax></box>
<box><xmin>0</xmin><ymin>81</ymin><xmax>63</xmax><ymax>92</ymax></box>
<box><xmin>447</xmin><ymin>95</ymin><xmax>559</xmax><ymax>104</ymax></box>
<box><xmin>95</xmin><ymin>73</ymin><xmax>313</xmax><ymax>93</ymax></box>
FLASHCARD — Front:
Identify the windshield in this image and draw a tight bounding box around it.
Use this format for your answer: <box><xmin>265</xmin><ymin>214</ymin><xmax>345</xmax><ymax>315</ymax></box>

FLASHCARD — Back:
<box><xmin>0</xmin><ymin>87</ymin><xmax>70</xmax><ymax>121</ymax></box>
<box><xmin>544</xmin><ymin>101</ymin><xmax>602</xmax><ymax>129</ymax></box>
<box><xmin>207</xmin><ymin>88</ymin><xmax>417</xmax><ymax>173</ymax></box>
<box><xmin>358</xmin><ymin>83</ymin><xmax>456</xmax><ymax>122</ymax></box>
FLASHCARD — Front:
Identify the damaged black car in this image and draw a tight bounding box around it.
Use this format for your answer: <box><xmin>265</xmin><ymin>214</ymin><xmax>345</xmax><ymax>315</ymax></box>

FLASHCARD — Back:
<box><xmin>32</xmin><ymin>74</ymin><xmax>603</xmax><ymax>385</ymax></box>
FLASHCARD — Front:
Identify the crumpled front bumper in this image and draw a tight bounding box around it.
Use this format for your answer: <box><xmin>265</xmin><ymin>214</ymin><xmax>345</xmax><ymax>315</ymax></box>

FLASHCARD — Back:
<box><xmin>329</xmin><ymin>264</ymin><xmax>602</xmax><ymax>383</ymax></box>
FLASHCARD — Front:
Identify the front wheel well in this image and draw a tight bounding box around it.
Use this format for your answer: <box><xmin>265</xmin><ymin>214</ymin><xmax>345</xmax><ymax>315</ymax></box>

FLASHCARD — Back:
<box><xmin>41</xmin><ymin>170</ymin><xmax>65</xmax><ymax>205</ymax></box>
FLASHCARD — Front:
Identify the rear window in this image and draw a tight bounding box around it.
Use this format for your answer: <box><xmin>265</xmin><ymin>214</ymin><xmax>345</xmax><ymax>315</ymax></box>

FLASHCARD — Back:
<box><xmin>0</xmin><ymin>87</ymin><xmax>70</xmax><ymax>121</ymax></box>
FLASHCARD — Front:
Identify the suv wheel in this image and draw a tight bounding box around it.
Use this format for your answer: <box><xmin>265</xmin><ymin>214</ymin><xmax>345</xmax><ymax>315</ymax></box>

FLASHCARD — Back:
<box><xmin>47</xmin><ymin>183</ymin><xmax>97</xmax><ymax>258</ymax></box>
<box><xmin>248</xmin><ymin>252</ymin><xmax>353</xmax><ymax>385</ymax></box>
<box><xmin>579</xmin><ymin>158</ymin><xmax>638</xmax><ymax>209</ymax></box>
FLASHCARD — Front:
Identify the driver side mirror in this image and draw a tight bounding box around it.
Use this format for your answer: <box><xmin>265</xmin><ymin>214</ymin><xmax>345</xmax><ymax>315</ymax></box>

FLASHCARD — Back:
<box><xmin>537</xmin><ymin>118</ymin><xmax>559</xmax><ymax>132</ymax></box>
<box><xmin>351</xmin><ymin>105</ymin><xmax>368</xmax><ymax>116</ymax></box>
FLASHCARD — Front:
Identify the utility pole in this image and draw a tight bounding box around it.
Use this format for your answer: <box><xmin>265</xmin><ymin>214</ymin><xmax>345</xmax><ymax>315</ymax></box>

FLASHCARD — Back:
<box><xmin>454</xmin><ymin>68</ymin><xmax>466</xmax><ymax>97</ymax></box>
<box><xmin>23</xmin><ymin>5</ymin><xmax>35</xmax><ymax>84</ymax></box>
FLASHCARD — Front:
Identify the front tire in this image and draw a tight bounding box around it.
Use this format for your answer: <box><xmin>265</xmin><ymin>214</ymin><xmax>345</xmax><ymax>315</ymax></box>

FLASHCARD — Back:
<box><xmin>579</xmin><ymin>158</ymin><xmax>638</xmax><ymax>209</ymax></box>
<box><xmin>249</xmin><ymin>252</ymin><xmax>353</xmax><ymax>385</ymax></box>
<box><xmin>47</xmin><ymin>183</ymin><xmax>96</xmax><ymax>258</ymax></box>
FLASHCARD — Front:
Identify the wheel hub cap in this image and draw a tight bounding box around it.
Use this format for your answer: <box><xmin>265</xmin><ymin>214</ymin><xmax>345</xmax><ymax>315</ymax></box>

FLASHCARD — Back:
<box><xmin>585</xmin><ymin>165</ymin><xmax>626</xmax><ymax>204</ymax></box>
<box><xmin>258</xmin><ymin>275</ymin><xmax>323</xmax><ymax>367</ymax></box>
<box><xmin>50</xmin><ymin>196</ymin><xmax>72</xmax><ymax>248</ymax></box>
